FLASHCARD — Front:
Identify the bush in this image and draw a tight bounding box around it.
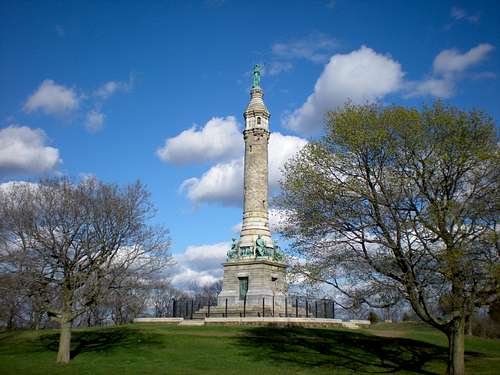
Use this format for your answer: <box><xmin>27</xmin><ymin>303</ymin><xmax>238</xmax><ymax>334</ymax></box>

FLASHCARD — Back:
<box><xmin>368</xmin><ymin>311</ymin><xmax>379</xmax><ymax>324</ymax></box>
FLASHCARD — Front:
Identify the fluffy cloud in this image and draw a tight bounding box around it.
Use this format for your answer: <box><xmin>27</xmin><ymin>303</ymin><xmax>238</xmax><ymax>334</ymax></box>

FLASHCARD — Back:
<box><xmin>157</xmin><ymin>116</ymin><xmax>243</xmax><ymax>165</ymax></box>
<box><xmin>180</xmin><ymin>159</ymin><xmax>243</xmax><ymax>206</ymax></box>
<box><xmin>409</xmin><ymin>78</ymin><xmax>454</xmax><ymax>98</ymax></box>
<box><xmin>168</xmin><ymin>242</ymin><xmax>228</xmax><ymax>287</ymax></box>
<box><xmin>180</xmin><ymin>132</ymin><xmax>307</xmax><ymax>207</ymax></box>
<box><xmin>283</xmin><ymin>46</ymin><xmax>404</xmax><ymax>135</ymax></box>
<box><xmin>24</xmin><ymin>80</ymin><xmax>79</xmax><ymax>115</ymax></box>
<box><xmin>409</xmin><ymin>43</ymin><xmax>494</xmax><ymax>98</ymax></box>
<box><xmin>433</xmin><ymin>44</ymin><xmax>494</xmax><ymax>76</ymax></box>
<box><xmin>0</xmin><ymin>126</ymin><xmax>61</xmax><ymax>176</ymax></box>
<box><xmin>85</xmin><ymin>110</ymin><xmax>105</xmax><ymax>133</ymax></box>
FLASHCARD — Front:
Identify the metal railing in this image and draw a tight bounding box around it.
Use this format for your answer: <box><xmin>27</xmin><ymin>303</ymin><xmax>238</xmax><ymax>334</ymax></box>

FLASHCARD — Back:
<box><xmin>154</xmin><ymin>296</ymin><xmax>335</xmax><ymax>320</ymax></box>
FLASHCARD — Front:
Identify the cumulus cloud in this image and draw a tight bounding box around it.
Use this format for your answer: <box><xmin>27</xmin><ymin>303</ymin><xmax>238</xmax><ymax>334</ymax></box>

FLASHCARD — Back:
<box><xmin>24</xmin><ymin>80</ymin><xmax>79</xmax><ymax>115</ymax></box>
<box><xmin>180</xmin><ymin>159</ymin><xmax>243</xmax><ymax>206</ymax></box>
<box><xmin>85</xmin><ymin>110</ymin><xmax>105</xmax><ymax>133</ymax></box>
<box><xmin>0</xmin><ymin>126</ymin><xmax>61</xmax><ymax>176</ymax></box>
<box><xmin>408</xmin><ymin>43</ymin><xmax>494</xmax><ymax>98</ymax></box>
<box><xmin>180</xmin><ymin>132</ymin><xmax>307</xmax><ymax>207</ymax></box>
<box><xmin>283</xmin><ymin>46</ymin><xmax>404</xmax><ymax>135</ymax></box>
<box><xmin>168</xmin><ymin>242</ymin><xmax>228</xmax><ymax>288</ymax></box>
<box><xmin>157</xmin><ymin>117</ymin><xmax>243</xmax><ymax>165</ymax></box>
<box><xmin>409</xmin><ymin>78</ymin><xmax>454</xmax><ymax>98</ymax></box>
<box><xmin>433</xmin><ymin>43</ymin><xmax>494</xmax><ymax>76</ymax></box>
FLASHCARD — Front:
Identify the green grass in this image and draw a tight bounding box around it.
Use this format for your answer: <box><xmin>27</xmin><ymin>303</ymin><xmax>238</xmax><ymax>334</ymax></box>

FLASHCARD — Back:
<box><xmin>0</xmin><ymin>322</ymin><xmax>498</xmax><ymax>374</ymax></box>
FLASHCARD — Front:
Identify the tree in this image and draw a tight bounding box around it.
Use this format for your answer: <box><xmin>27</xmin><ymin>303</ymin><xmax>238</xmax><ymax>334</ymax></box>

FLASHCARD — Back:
<box><xmin>0</xmin><ymin>178</ymin><xmax>170</xmax><ymax>363</ymax></box>
<box><xmin>277</xmin><ymin>102</ymin><xmax>499</xmax><ymax>375</ymax></box>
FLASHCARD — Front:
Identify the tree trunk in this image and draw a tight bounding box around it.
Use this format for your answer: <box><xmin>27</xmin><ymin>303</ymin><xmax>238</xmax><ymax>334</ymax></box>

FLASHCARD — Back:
<box><xmin>447</xmin><ymin>318</ymin><xmax>465</xmax><ymax>375</ymax></box>
<box><xmin>56</xmin><ymin>319</ymin><xmax>71</xmax><ymax>364</ymax></box>
<box><xmin>465</xmin><ymin>315</ymin><xmax>472</xmax><ymax>336</ymax></box>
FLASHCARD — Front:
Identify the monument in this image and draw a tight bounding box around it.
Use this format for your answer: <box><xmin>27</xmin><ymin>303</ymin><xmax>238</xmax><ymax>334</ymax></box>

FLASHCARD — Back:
<box><xmin>216</xmin><ymin>65</ymin><xmax>287</xmax><ymax>313</ymax></box>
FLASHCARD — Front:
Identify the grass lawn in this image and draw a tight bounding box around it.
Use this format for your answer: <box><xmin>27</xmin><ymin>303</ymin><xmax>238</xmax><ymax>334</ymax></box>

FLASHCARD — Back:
<box><xmin>0</xmin><ymin>322</ymin><xmax>499</xmax><ymax>374</ymax></box>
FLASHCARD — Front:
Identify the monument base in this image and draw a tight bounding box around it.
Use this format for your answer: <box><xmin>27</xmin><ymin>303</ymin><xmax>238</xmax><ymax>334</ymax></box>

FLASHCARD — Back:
<box><xmin>217</xmin><ymin>259</ymin><xmax>286</xmax><ymax>308</ymax></box>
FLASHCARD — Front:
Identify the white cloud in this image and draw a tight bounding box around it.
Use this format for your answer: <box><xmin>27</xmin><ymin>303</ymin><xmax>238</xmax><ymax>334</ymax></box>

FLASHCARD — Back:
<box><xmin>180</xmin><ymin>132</ymin><xmax>307</xmax><ymax>207</ymax></box>
<box><xmin>24</xmin><ymin>80</ymin><xmax>79</xmax><ymax>115</ymax></box>
<box><xmin>94</xmin><ymin>79</ymin><xmax>132</xmax><ymax>99</ymax></box>
<box><xmin>180</xmin><ymin>159</ymin><xmax>243</xmax><ymax>206</ymax></box>
<box><xmin>157</xmin><ymin>116</ymin><xmax>243</xmax><ymax>165</ymax></box>
<box><xmin>409</xmin><ymin>78</ymin><xmax>454</xmax><ymax>99</ymax></box>
<box><xmin>272</xmin><ymin>32</ymin><xmax>337</xmax><ymax>64</ymax></box>
<box><xmin>168</xmin><ymin>242</ymin><xmax>228</xmax><ymax>288</ymax></box>
<box><xmin>433</xmin><ymin>44</ymin><xmax>494</xmax><ymax>76</ymax></box>
<box><xmin>0</xmin><ymin>126</ymin><xmax>61</xmax><ymax>176</ymax></box>
<box><xmin>85</xmin><ymin>110</ymin><xmax>105</xmax><ymax>133</ymax></box>
<box><xmin>408</xmin><ymin>43</ymin><xmax>494</xmax><ymax>98</ymax></box>
<box><xmin>283</xmin><ymin>46</ymin><xmax>404</xmax><ymax>135</ymax></box>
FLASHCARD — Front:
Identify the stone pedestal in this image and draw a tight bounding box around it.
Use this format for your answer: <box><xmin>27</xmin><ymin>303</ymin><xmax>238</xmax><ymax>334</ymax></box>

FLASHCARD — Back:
<box><xmin>217</xmin><ymin>259</ymin><xmax>286</xmax><ymax>308</ymax></box>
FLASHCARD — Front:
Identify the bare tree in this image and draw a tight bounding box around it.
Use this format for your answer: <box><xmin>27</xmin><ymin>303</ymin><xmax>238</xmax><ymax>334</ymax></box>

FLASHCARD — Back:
<box><xmin>277</xmin><ymin>102</ymin><xmax>499</xmax><ymax>375</ymax></box>
<box><xmin>0</xmin><ymin>178</ymin><xmax>170</xmax><ymax>363</ymax></box>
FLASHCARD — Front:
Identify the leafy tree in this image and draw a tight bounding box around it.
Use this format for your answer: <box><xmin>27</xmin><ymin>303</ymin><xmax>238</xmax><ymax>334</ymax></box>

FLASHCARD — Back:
<box><xmin>277</xmin><ymin>102</ymin><xmax>499</xmax><ymax>375</ymax></box>
<box><xmin>0</xmin><ymin>178</ymin><xmax>170</xmax><ymax>363</ymax></box>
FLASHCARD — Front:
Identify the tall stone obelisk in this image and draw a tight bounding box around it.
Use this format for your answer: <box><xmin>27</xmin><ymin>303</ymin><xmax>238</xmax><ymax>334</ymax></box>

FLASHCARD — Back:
<box><xmin>217</xmin><ymin>65</ymin><xmax>286</xmax><ymax>311</ymax></box>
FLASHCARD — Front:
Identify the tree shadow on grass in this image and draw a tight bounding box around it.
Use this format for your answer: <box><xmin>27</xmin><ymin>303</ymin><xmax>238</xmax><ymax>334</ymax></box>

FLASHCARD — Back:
<box><xmin>38</xmin><ymin>327</ymin><xmax>163</xmax><ymax>359</ymax></box>
<box><xmin>236</xmin><ymin>327</ymin><xmax>453</xmax><ymax>374</ymax></box>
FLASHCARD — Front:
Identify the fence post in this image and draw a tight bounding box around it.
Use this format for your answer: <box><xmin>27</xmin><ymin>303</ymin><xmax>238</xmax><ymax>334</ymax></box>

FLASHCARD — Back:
<box><xmin>323</xmin><ymin>300</ymin><xmax>327</xmax><ymax>318</ymax></box>
<box><xmin>332</xmin><ymin>301</ymin><xmax>335</xmax><ymax>319</ymax></box>
<box><xmin>207</xmin><ymin>297</ymin><xmax>211</xmax><ymax>318</ymax></box>
<box><xmin>306</xmin><ymin>300</ymin><xmax>309</xmax><ymax>318</ymax></box>
<box><xmin>285</xmin><ymin>297</ymin><xmax>288</xmax><ymax>317</ymax></box>
<box><xmin>185</xmin><ymin>300</ymin><xmax>188</xmax><ymax>318</ymax></box>
<box><xmin>262</xmin><ymin>297</ymin><xmax>265</xmax><ymax>317</ymax></box>
<box><xmin>272</xmin><ymin>295</ymin><xmax>275</xmax><ymax>317</ymax></box>
<box><xmin>173</xmin><ymin>299</ymin><xmax>176</xmax><ymax>318</ymax></box>
<box><xmin>225</xmin><ymin>298</ymin><xmax>228</xmax><ymax>318</ymax></box>
<box><xmin>315</xmin><ymin>301</ymin><xmax>318</xmax><ymax>318</ymax></box>
<box><xmin>243</xmin><ymin>295</ymin><xmax>247</xmax><ymax>318</ymax></box>
<box><xmin>296</xmin><ymin>298</ymin><xmax>298</xmax><ymax>317</ymax></box>
<box><xmin>191</xmin><ymin>300</ymin><xmax>194</xmax><ymax>320</ymax></box>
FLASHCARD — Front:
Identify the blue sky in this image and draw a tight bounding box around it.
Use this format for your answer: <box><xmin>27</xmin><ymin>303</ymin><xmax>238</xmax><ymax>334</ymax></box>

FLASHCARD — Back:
<box><xmin>1</xmin><ymin>0</ymin><xmax>498</xmax><ymax>287</ymax></box>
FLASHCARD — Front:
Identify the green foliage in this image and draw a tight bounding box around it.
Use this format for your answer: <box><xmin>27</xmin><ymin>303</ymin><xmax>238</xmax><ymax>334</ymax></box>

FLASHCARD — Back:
<box><xmin>278</xmin><ymin>101</ymin><xmax>499</xmax><ymax>374</ymax></box>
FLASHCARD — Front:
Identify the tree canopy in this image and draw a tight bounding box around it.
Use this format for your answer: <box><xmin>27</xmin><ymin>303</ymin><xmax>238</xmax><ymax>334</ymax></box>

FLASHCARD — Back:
<box><xmin>277</xmin><ymin>102</ymin><xmax>499</xmax><ymax>375</ymax></box>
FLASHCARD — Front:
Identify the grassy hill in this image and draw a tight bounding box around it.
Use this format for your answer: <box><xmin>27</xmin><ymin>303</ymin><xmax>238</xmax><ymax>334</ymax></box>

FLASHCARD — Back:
<box><xmin>0</xmin><ymin>322</ymin><xmax>498</xmax><ymax>374</ymax></box>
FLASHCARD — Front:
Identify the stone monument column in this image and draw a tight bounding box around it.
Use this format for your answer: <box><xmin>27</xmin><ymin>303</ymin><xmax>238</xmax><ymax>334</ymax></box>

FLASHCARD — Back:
<box><xmin>238</xmin><ymin>86</ymin><xmax>273</xmax><ymax>251</ymax></box>
<box><xmin>216</xmin><ymin>65</ymin><xmax>286</xmax><ymax>311</ymax></box>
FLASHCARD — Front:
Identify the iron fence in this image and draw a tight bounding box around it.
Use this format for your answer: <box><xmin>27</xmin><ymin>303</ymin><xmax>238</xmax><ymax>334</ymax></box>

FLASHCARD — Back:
<box><xmin>153</xmin><ymin>296</ymin><xmax>335</xmax><ymax>320</ymax></box>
